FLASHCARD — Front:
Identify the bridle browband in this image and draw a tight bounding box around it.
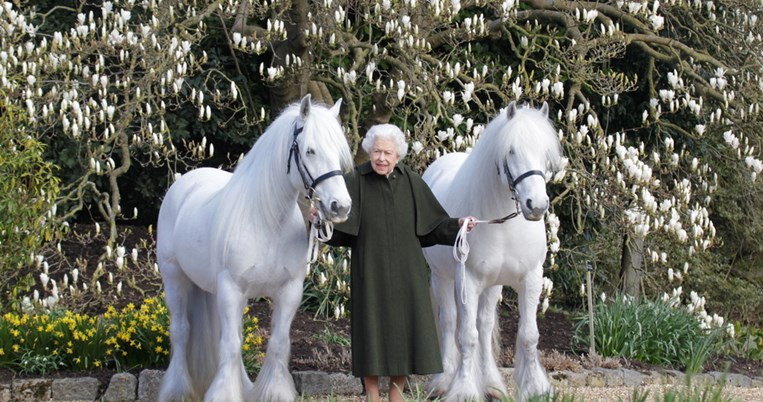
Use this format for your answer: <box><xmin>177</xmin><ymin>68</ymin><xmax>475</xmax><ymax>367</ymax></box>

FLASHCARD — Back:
<box><xmin>287</xmin><ymin>124</ymin><xmax>343</xmax><ymax>200</ymax></box>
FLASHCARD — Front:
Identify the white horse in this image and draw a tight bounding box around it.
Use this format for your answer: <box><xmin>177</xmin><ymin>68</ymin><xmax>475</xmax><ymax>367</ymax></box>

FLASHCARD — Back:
<box><xmin>423</xmin><ymin>101</ymin><xmax>564</xmax><ymax>401</ymax></box>
<box><xmin>156</xmin><ymin>94</ymin><xmax>353</xmax><ymax>402</ymax></box>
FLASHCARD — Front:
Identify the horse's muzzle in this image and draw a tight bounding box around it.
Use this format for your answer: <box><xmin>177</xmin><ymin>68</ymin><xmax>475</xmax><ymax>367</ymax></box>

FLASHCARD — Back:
<box><xmin>323</xmin><ymin>200</ymin><xmax>351</xmax><ymax>223</ymax></box>
<box><xmin>522</xmin><ymin>197</ymin><xmax>548</xmax><ymax>221</ymax></box>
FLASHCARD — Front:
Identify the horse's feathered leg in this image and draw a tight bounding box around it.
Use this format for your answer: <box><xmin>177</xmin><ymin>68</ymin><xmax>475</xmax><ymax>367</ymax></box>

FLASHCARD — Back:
<box><xmin>251</xmin><ymin>277</ymin><xmax>300</xmax><ymax>402</ymax></box>
<box><xmin>158</xmin><ymin>260</ymin><xmax>199</xmax><ymax>402</ymax></box>
<box><xmin>514</xmin><ymin>267</ymin><xmax>551</xmax><ymax>401</ymax></box>
<box><xmin>428</xmin><ymin>270</ymin><xmax>458</xmax><ymax>397</ymax></box>
<box><xmin>478</xmin><ymin>286</ymin><xmax>508</xmax><ymax>399</ymax></box>
<box><xmin>445</xmin><ymin>270</ymin><xmax>483</xmax><ymax>402</ymax></box>
<box><xmin>205</xmin><ymin>270</ymin><xmax>248</xmax><ymax>402</ymax></box>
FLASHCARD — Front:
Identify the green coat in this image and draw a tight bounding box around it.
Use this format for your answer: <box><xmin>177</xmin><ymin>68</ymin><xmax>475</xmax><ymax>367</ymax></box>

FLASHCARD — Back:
<box><xmin>327</xmin><ymin>161</ymin><xmax>460</xmax><ymax>377</ymax></box>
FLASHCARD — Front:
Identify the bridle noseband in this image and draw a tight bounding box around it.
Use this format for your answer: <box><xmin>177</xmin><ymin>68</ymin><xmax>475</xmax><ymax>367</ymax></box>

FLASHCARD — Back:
<box><xmin>287</xmin><ymin>124</ymin><xmax>343</xmax><ymax>200</ymax></box>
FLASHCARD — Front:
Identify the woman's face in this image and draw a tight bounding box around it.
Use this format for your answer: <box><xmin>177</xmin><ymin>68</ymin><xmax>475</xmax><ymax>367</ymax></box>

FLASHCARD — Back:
<box><xmin>370</xmin><ymin>138</ymin><xmax>399</xmax><ymax>176</ymax></box>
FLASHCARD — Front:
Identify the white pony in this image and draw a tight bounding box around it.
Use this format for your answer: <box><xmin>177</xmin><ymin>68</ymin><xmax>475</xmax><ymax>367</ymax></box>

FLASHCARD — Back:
<box><xmin>423</xmin><ymin>101</ymin><xmax>564</xmax><ymax>401</ymax></box>
<box><xmin>156</xmin><ymin>94</ymin><xmax>353</xmax><ymax>402</ymax></box>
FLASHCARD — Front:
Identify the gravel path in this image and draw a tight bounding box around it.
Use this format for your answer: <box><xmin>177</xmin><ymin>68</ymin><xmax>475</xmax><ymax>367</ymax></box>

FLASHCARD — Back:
<box><xmin>558</xmin><ymin>384</ymin><xmax>763</xmax><ymax>401</ymax></box>
<box><xmin>324</xmin><ymin>385</ymin><xmax>763</xmax><ymax>401</ymax></box>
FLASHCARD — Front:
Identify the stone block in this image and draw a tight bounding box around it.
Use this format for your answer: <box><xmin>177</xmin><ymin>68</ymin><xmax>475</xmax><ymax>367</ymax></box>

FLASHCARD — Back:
<box><xmin>0</xmin><ymin>382</ymin><xmax>10</xmax><ymax>402</ymax></box>
<box><xmin>103</xmin><ymin>372</ymin><xmax>138</xmax><ymax>402</ymax></box>
<box><xmin>293</xmin><ymin>371</ymin><xmax>361</xmax><ymax>396</ymax></box>
<box><xmin>137</xmin><ymin>369</ymin><xmax>164</xmax><ymax>402</ymax></box>
<box><xmin>658</xmin><ymin>369</ymin><xmax>685</xmax><ymax>385</ymax></box>
<box><xmin>708</xmin><ymin>372</ymin><xmax>753</xmax><ymax>388</ymax></box>
<box><xmin>620</xmin><ymin>368</ymin><xmax>647</xmax><ymax>387</ymax></box>
<box><xmin>51</xmin><ymin>377</ymin><xmax>99</xmax><ymax>401</ymax></box>
<box><xmin>585</xmin><ymin>370</ymin><xmax>606</xmax><ymax>387</ymax></box>
<box><xmin>12</xmin><ymin>378</ymin><xmax>53</xmax><ymax>401</ymax></box>
<box><xmin>592</xmin><ymin>368</ymin><xmax>624</xmax><ymax>386</ymax></box>
<box><xmin>551</xmin><ymin>369</ymin><xmax>588</xmax><ymax>388</ymax></box>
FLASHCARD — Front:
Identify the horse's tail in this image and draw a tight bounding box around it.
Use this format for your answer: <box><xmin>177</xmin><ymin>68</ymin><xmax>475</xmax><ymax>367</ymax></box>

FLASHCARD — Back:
<box><xmin>186</xmin><ymin>283</ymin><xmax>220</xmax><ymax>396</ymax></box>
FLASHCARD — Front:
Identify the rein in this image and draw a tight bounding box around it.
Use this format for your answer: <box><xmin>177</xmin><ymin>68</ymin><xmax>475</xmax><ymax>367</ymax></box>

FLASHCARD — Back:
<box><xmin>286</xmin><ymin>123</ymin><xmax>343</xmax><ymax>266</ymax></box>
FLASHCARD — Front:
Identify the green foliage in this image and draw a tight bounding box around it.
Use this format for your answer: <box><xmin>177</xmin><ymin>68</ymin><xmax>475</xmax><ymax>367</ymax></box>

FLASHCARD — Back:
<box><xmin>720</xmin><ymin>323</ymin><xmax>763</xmax><ymax>360</ymax></box>
<box><xmin>313</xmin><ymin>327</ymin><xmax>351</xmax><ymax>347</ymax></box>
<box><xmin>682</xmin><ymin>252</ymin><xmax>763</xmax><ymax>326</ymax></box>
<box><xmin>302</xmin><ymin>247</ymin><xmax>351</xmax><ymax>320</ymax></box>
<box><xmin>573</xmin><ymin>295</ymin><xmax>724</xmax><ymax>373</ymax></box>
<box><xmin>0</xmin><ymin>100</ymin><xmax>61</xmax><ymax>310</ymax></box>
<box><xmin>0</xmin><ymin>296</ymin><xmax>264</xmax><ymax>373</ymax></box>
<box><xmin>17</xmin><ymin>349</ymin><xmax>66</xmax><ymax>375</ymax></box>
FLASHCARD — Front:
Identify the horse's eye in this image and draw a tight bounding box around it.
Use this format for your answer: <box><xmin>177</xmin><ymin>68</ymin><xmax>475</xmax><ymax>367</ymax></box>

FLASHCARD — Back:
<box><xmin>306</xmin><ymin>148</ymin><xmax>316</xmax><ymax>155</ymax></box>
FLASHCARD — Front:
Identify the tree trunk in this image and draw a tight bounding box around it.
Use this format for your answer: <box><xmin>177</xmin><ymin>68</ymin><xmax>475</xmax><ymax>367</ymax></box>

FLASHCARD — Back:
<box><xmin>620</xmin><ymin>234</ymin><xmax>644</xmax><ymax>300</ymax></box>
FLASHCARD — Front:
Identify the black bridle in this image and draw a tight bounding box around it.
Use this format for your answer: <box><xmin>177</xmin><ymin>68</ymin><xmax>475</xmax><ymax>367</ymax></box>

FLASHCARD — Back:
<box><xmin>287</xmin><ymin>124</ymin><xmax>343</xmax><ymax>200</ymax></box>
<box><xmin>502</xmin><ymin>158</ymin><xmax>545</xmax><ymax>191</ymax></box>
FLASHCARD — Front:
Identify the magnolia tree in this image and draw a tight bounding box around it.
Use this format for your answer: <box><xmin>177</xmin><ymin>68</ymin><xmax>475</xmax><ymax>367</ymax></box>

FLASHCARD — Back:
<box><xmin>234</xmin><ymin>0</ymin><xmax>763</xmax><ymax>318</ymax></box>
<box><xmin>2</xmin><ymin>0</ymin><xmax>763</xmax><ymax>318</ymax></box>
<box><xmin>0</xmin><ymin>0</ymin><xmax>263</xmax><ymax>245</ymax></box>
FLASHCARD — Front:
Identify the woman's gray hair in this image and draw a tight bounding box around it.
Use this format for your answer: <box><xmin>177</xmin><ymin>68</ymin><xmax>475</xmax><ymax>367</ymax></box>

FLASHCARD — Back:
<box><xmin>361</xmin><ymin>124</ymin><xmax>408</xmax><ymax>159</ymax></box>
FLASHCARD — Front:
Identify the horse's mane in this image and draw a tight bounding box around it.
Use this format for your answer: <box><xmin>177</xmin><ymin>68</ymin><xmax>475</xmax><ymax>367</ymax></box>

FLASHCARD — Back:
<box><xmin>448</xmin><ymin>104</ymin><xmax>563</xmax><ymax>215</ymax></box>
<box><xmin>210</xmin><ymin>100</ymin><xmax>352</xmax><ymax>263</ymax></box>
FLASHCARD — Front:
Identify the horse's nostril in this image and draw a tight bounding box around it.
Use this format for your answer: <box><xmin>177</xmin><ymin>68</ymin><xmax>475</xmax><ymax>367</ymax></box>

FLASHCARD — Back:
<box><xmin>526</xmin><ymin>199</ymin><xmax>533</xmax><ymax>211</ymax></box>
<box><xmin>331</xmin><ymin>200</ymin><xmax>339</xmax><ymax>213</ymax></box>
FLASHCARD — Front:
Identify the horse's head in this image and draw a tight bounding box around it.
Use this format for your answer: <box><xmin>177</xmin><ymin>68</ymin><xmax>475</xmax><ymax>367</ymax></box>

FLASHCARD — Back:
<box><xmin>289</xmin><ymin>94</ymin><xmax>353</xmax><ymax>223</ymax></box>
<box><xmin>498</xmin><ymin>101</ymin><xmax>563</xmax><ymax>221</ymax></box>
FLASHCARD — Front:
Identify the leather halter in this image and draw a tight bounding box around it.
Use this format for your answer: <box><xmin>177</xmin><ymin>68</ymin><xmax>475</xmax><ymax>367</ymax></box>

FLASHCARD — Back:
<box><xmin>287</xmin><ymin>124</ymin><xmax>343</xmax><ymax>200</ymax></box>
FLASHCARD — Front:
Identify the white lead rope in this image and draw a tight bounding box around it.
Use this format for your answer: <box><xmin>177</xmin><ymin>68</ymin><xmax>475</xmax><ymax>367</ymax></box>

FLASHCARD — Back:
<box><xmin>307</xmin><ymin>209</ymin><xmax>334</xmax><ymax>268</ymax></box>
<box><xmin>452</xmin><ymin>215</ymin><xmax>517</xmax><ymax>305</ymax></box>
<box><xmin>453</xmin><ymin>219</ymin><xmax>472</xmax><ymax>305</ymax></box>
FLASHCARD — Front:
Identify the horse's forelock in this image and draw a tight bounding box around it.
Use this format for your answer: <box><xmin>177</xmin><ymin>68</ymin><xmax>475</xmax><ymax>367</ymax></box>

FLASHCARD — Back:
<box><xmin>501</xmin><ymin>105</ymin><xmax>561</xmax><ymax>166</ymax></box>
<box><xmin>300</xmin><ymin>103</ymin><xmax>353</xmax><ymax>171</ymax></box>
<box><xmin>460</xmin><ymin>104</ymin><xmax>562</xmax><ymax>183</ymax></box>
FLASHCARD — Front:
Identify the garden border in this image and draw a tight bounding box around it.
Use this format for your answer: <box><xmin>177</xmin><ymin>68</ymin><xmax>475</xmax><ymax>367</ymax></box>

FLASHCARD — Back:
<box><xmin>2</xmin><ymin>368</ymin><xmax>762</xmax><ymax>401</ymax></box>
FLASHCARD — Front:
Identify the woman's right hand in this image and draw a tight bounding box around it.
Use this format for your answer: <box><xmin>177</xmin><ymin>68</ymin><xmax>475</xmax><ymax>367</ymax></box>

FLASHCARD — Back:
<box><xmin>308</xmin><ymin>207</ymin><xmax>320</xmax><ymax>224</ymax></box>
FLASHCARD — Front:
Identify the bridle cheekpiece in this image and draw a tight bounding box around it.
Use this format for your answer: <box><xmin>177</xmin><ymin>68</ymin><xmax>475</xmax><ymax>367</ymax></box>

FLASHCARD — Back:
<box><xmin>287</xmin><ymin>123</ymin><xmax>343</xmax><ymax>201</ymax></box>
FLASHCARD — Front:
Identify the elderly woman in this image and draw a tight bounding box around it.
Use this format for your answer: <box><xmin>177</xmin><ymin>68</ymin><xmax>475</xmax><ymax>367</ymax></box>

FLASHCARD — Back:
<box><xmin>323</xmin><ymin>124</ymin><xmax>476</xmax><ymax>402</ymax></box>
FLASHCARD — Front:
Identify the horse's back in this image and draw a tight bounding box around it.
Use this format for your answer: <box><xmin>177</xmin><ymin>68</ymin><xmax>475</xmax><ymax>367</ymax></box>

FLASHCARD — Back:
<box><xmin>157</xmin><ymin>168</ymin><xmax>231</xmax><ymax>256</ymax></box>
<box><xmin>422</xmin><ymin>153</ymin><xmax>468</xmax><ymax>276</ymax></box>
<box><xmin>423</xmin><ymin>152</ymin><xmax>468</xmax><ymax>209</ymax></box>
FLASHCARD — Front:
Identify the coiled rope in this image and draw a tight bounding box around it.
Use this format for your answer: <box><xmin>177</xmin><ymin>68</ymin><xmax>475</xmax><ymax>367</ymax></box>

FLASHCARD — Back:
<box><xmin>307</xmin><ymin>210</ymin><xmax>334</xmax><ymax>267</ymax></box>
<box><xmin>452</xmin><ymin>208</ymin><xmax>521</xmax><ymax>304</ymax></box>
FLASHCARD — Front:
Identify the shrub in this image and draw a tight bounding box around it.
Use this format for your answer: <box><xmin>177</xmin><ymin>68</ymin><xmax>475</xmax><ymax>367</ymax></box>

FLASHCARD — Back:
<box><xmin>720</xmin><ymin>323</ymin><xmax>763</xmax><ymax>360</ymax></box>
<box><xmin>0</xmin><ymin>100</ymin><xmax>61</xmax><ymax>310</ymax></box>
<box><xmin>573</xmin><ymin>294</ymin><xmax>725</xmax><ymax>373</ymax></box>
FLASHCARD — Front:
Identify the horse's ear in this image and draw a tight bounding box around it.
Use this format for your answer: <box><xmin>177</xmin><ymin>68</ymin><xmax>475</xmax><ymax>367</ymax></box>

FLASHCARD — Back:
<box><xmin>299</xmin><ymin>94</ymin><xmax>312</xmax><ymax>119</ymax></box>
<box><xmin>540</xmin><ymin>101</ymin><xmax>549</xmax><ymax>117</ymax></box>
<box><xmin>506</xmin><ymin>101</ymin><xmax>518</xmax><ymax>119</ymax></box>
<box><xmin>330</xmin><ymin>98</ymin><xmax>343</xmax><ymax>118</ymax></box>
